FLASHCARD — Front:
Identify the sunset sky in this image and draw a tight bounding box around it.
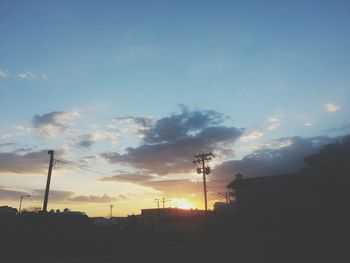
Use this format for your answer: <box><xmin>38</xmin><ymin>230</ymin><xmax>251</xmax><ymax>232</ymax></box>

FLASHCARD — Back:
<box><xmin>1</xmin><ymin>0</ymin><xmax>350</xmax><ymax>216</ymax></box>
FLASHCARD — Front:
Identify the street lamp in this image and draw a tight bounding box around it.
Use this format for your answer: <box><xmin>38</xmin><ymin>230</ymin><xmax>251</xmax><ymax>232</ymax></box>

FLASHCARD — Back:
<box><xmin>19</xmin><ymin>195</ymin><xmax>31</xmax><ymax>214</ymax></box>
<box><xmin>154</xmin><ymin>199</ymin><xmax>160</xmax><ymax>209</ymax></box>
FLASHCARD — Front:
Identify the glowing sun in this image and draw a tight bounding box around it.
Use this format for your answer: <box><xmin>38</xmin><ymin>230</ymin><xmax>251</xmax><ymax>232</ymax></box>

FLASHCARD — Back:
<box><xmin>172</xmin><ymin>198</ymin><xmax>196</xmax><ymax>209</ymax></box>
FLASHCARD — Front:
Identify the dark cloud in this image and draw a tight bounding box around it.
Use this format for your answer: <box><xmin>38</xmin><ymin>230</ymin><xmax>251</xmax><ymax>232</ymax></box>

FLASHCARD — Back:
<box><xmin>0</xmin><ymin>187</ymin><xmax>119</xmax><ymax>204</ymax></box>
<box><xmin>32</xmin><ymin>190</ymin><xmax>119</xmax><ymax>204</ymax></box>
<box><xmin>101</xmin><ymin>174</ymin><xmax>202</xmax><ymax>199</ymax></box>
<box><xmin>69</xmin><ymin>194</ymin><xmax>115</xmax><ymax>203</ymax></box>
<box><xmin>102</xmin><ymin>108</ymin><xmax>243</xmax><ymax>175</ymax></box>
<box><xmin>32</xmin><ymin>111</ymin><xmax>79</xmax><ymax>137</ymax></box>
<box><xmin>326</xmin><ymin>123</ymin><xmax>350</xmax><ymax>133</ymax></box>
<box><xmin>100</xmin><ymin>172</ymin><xmax>155</xmax><ymax>183</ymax></box>
<box><xmin>0</xmin><ymin>186</ymin><xmax>29</xmax><ymax>200</ymax></box>
<box><xmin>76</xmin><ymin>134</ymin><xmax>96</xmax><ymax>148</ymax></box>
<box><xmin>31</xmin><ymin>189</ymin><xmax>74</xmax><ymax>202</ymax></box>
<box><xmin>0</xmin><ymin>149</ymin><xmax>66</xmax><ymax>174</ymax></box>
<box><xmin>212</xmin><ymin>136</ymin><xmax>335</xmax><ymax>182</ymax></box>
<box><xmin>0</xmin><ymin>142</ymin><xmax>15</xmax><ymax>148</ymax></box>
<box><xmin>103</xmin><ymin>126</ymin><xmax>241</xmax><ymax>175</ymax></box>
<box><xmin>78</xmin><ymin>140</ymin><xmax>94</xmax><ymax>148</ymax></box>
<box><xmin>144</xmin><ymin>108</ymin><xmax>224</xmax><ymax>143</ymax></box>
<box><xmin>304</xmin><ymin>135</ymin><xmax>350</xmax><ymax>174</ymax></box>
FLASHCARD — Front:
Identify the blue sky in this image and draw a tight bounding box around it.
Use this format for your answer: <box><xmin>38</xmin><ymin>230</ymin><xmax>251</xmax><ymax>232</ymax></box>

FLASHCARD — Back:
<box><xmin>1</xmin><ymin>0</ymin><xmax>350</xmax><ymax>216</ymax></box>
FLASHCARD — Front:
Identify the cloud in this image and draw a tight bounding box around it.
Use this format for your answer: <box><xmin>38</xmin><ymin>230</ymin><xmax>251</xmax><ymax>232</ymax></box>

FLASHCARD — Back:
<box><xmin>100</xmin><ymin>172</ymin><xmax>155</xmax><ymax>183</ymax></box>
<box><xmin>0</xmin><ymin>187</ymin><xmax>119</xmax><ymax>204</ymax></box>
<box><xmin>32</xmin><ymin>111</ymin><xmax>80</xmax><ymax>137</ymax></box>
<box><xmin>13</xmin><ymin>125</ymin><xmax>32</xmax><ymax>133</ymax></box>
<box><xmin>0</xmin><ymin>142</ymin><xmax>16</xmax><ymax>148</ymax></box>
<box><xmin>240</xmin><ymin>117</ymin><xmax>280</xmax><ymax>142</ymax></box>
<box><xmin>266</xmin><ymin>117</ymin><xmax>280</xmax><ymax>131</ymax></box>
<box><xmin>143</xmin><ymin>179</ymin><xmax>202</xmax><ymax>197</ymax></box>
<box><xmin>303</xmin><ymin>135</ymin><xmax>350</xmax><ymax>174</ymax></box>
<box><xmin>240</xmin><ymin>131</ymin><xmax>264</xmax><ymax>142</ymax></box>
<box><xmin>115</xmin><ymin>116</ymin><xmax>156</xmax><ymax>136</ymax></box>
<box><xmin>31</xmin><ymin>189</ymin><xmax>74</xmax><ymax>201</ymax></box>
<box><xmin>17</xmin><ymin>70</ymin><xmax>37</xmax><ymax>79</ymax></box>
<box><xmin>144</xmin><ymin>108</ymin><xmax>224</xmax><ymax>144</ymax></box>
<box><xmin>42</xmin><ymin>73</ymin><xmax>48</xmax><ymax>80</ymax></box>
<box><xmin>0</xmin><ymin>69</ymin><xmax>9</xmax><ymax>79</ymax></box>
<box><xmin>212</xmin><ymin>136</ymin><xmax>335</xmax><ymax>182</ymax></box>
<box><xmin>116</xmin><ymin>116</ymin><xmax>155</xmax><ymax>128</ymax></box>
<box><xmin>0</xmin><ymin>149</ymin><xmax>67</xmax><ymax>174</ymax></box>
<box><xmin>76</xmin><ymin>131</ymin><xmax>120</xmax><ymax>148</ymax></box>
<box><xmin>102</xmin><ymin>108</ymin><xmax>243</xmax><ymax>175</ymax></box>
<box><xmin>76</xmin><ymin>134</ymin><xmax>99</xmax><ymax>148</ymax></box>
<box><xmin>325</xmin><ymin>103</ymin><xmax>341</xmax><ymax>112</ymax></box>
<box><xmin>0</xmin><ymin>133</ymin><xmax>11</xmax><ymax>139</ymax></box>
<box><xmin>0</xmin><ymin>186</ymin><xmax>29</xmax><ymax>200</ymax></box>
<box><xmin>101</xmin><ymin>174</ymin><xmax>201</xmax><ymax>198</ymax></box>
<box><xmin>326</xmin><ymin>123</ymin><xmax>350</xmax><ymax>133</ymax></box>
<box><xmin>69</xmin><ymin>193</ymin><xmax>116</xmax><ymax>203</ymax></box>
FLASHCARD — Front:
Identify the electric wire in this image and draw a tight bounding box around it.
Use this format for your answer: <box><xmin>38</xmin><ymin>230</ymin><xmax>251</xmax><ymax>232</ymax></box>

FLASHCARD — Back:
<box><xmin>55</xmin><ymin>158</ymin><xmax>219</xmax><ymax>184</ymax></box>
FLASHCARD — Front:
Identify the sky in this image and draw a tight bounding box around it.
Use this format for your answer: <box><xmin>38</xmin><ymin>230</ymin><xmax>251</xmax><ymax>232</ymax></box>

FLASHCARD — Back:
<box><xmin>1</xmin><ymin>0</ymin><xmax>350</xmax><ymax>217</ymax></box>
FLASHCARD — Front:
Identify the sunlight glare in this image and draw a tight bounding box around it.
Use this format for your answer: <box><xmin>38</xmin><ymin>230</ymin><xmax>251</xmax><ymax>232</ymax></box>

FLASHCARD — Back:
<box><xmin>172</xmin><ymin>198</ymin><xmax>196</xmax><ymax>209</ymax></box>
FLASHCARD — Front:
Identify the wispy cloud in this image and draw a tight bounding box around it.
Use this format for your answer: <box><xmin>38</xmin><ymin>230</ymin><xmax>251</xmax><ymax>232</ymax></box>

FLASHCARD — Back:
<box><xmin>42</xmin><ymin>73</ymin><xmax>48</xmax><ymax>80</ymax></box>
<box><xmin>16</xmin><ymin>70</ymin><xmax>48</xmax><ymax>80</ymax></box>
<box><xmin>325</xmin><ymin>103</ymin><xmax>341</xmax><ymax>112</ymax></box>
<box><xmin>240</xmin><ymin>117</ymin><xmax>281</xmax><ymax>142</ymax></box>
<box><xmin>14</xmin><ymin>125</ymin><xmax>32</xmax><ymax>133</ymax></box>
<box><xmin>0</xmin><ymin>69</ymin><xmax>9</xmax><ymax>79</ymax></box>
<box><xmin>240</xmin><ymin>131</ymin><xmax>264</xmax><ymax>142</ymax></box>
<box><xmin>17</xmin><ymin>70</ymin><xmax>37</xmax><ymax>79</ymax></box>
<box><xmin>266</xmin><ymin>117</ymin><xmax>280</xmax><ymax>131</ymax></box>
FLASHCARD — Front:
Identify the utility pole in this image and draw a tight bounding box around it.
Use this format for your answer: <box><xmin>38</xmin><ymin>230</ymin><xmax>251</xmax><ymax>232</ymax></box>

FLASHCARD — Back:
<box><xmin>109</xmin><ymin>205</ymin><xmax>114</xmax><ymax>218</ymax></box>
<box><xmin>160</xmin><ymin>197</ymin><xmax>170</xmax><ymax>208</ymax></box>
<box><xmin>193</xmin><ymin>152</ymin><xmax>215</xmax><ymax>211</ymax></box>
<box><xmin>43</xmin><ymin>150</ymin><xmax>54</xmax><ymax>212</ymax></box>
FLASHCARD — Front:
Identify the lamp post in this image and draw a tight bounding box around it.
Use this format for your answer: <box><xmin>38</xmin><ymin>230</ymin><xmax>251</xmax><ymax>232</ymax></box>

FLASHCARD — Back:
<box><xmin>19</xmin><ymin>195</ymin><xmax>31</xmax><ymax>214</ymax></box>
<box><xmin>154</xmin><ymin>199</ymin><xmax>160</xmax><ymax>209</ymax></box>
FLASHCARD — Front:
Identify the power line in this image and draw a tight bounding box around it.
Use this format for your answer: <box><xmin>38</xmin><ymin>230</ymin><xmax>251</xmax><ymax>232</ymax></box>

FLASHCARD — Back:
<box><xmin>55</xmin><ymin>159</ymin><xmax>205</xmax><ymax>184</ymax></box>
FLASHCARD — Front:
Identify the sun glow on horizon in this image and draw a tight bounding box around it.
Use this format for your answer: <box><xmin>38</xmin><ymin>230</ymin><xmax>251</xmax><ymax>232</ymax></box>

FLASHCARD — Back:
<box><xmin>171</xmin><ymin>198</ymin><xmax>196</xmax><ymax>209</ymax></box>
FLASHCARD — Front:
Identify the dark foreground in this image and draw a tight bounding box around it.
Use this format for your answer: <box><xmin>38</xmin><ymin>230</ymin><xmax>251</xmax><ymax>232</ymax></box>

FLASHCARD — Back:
<box><xmin>1</xmin><ymin>211</ymin><xmax>349</xmax><ymax>263</ymax></box>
